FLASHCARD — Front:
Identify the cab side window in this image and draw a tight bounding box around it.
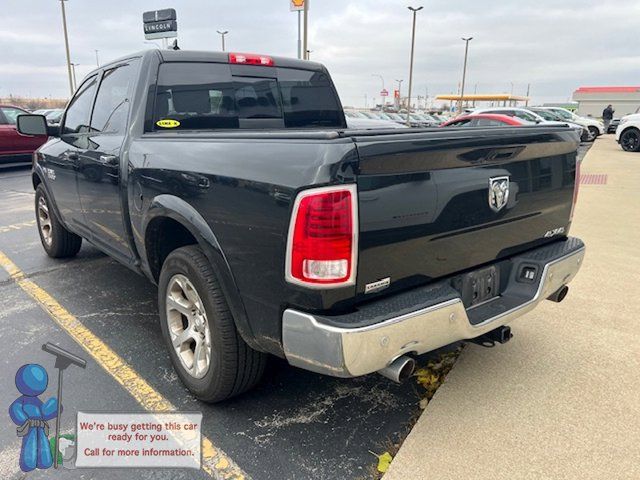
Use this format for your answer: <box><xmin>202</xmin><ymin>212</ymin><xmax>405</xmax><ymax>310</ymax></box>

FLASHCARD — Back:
<box><xmin>91</xmin><ymin>62</ymin><xmax>137</xmax><ymax>134</ymax></box>
<box><xmin>62</xmin><ymin>76</ymin><xmax>98</xmax><ymax>135</ymax></box>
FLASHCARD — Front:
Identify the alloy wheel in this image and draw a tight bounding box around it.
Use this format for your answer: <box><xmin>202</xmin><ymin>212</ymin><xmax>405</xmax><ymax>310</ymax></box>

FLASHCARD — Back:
<box><xmin>621</xmin><ymin>130</ymin><xmax>640</xmax><ymax>152</ymax></box>
<box><xmin>37</xmin><ymin>196</ymin><xmax>52</xmax><ymax>246</ymax></box>
<box><xmin>165</xmin><ymin>274</ymin><xmax>212</xmax><ymax>379</ymax></box>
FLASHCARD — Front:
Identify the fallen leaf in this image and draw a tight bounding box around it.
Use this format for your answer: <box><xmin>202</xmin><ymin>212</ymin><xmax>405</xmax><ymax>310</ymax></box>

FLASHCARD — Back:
<box><xmin>376</xmin><ymin>452</ymin><xmax>393</xmax><ymax>473</ymax></box>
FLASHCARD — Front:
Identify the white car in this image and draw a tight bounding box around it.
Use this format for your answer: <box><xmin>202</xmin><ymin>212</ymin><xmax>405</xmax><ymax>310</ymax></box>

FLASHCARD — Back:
<box><xmin>615</xmin><ymin>115</ymin><xmax>640</xmax><ymax>152</ymax></box>
<box><xmin>539</xmin><ymin>107</ymin><xmax>605</xmax><ymax>138</ymax></box>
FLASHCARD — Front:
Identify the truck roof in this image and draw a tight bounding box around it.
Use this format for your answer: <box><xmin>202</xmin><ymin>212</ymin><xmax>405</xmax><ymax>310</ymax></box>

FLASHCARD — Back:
<box><xmin>92</xmin><ymin>49</ymin><xmax>325</xmax><ymax>76</ymax></box>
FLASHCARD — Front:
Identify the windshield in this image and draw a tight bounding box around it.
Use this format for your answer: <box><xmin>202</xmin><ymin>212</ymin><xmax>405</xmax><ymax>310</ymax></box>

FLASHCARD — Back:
<box><xmin>531</xmin><ymin>109</ymin><xmax>558</xmax><ymax>121</ymax></box>
<box><xmin>550</xmin><ymin>109</ymin><xmax>575</xmax><ymax>121</ymax></box>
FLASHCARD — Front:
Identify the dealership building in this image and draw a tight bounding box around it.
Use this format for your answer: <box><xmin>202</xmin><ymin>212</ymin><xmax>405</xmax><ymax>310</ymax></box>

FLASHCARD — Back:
<box><xmin>572</xmin><ymin>86</ymin><xmax>640</xmax><ymax>118</ymax></box>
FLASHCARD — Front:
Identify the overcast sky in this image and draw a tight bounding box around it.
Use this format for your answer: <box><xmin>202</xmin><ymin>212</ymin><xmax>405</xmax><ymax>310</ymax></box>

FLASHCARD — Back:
<box><xmin>1</xmin><ymin>0</ymin><xmax>638</xmax><ymax>107</ymax></box>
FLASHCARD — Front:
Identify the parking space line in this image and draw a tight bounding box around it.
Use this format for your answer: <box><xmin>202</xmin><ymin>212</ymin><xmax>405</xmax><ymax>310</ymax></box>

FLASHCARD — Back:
<box><xmin>0</xmin><ymin>250</ymin><xmax>247</xmax><ymax>480</ymax></box>
<box><xmin>0</xmin><ymin>220</ymin><xmax>36</xmax><ymax>234</ymax></box>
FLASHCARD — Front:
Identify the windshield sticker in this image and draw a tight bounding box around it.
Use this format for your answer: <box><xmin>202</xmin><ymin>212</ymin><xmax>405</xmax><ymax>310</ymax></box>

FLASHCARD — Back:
<box><xmin>156</xmin><ymin>119</ymin><xmax>180</xmax><ymax>128</ymax></box>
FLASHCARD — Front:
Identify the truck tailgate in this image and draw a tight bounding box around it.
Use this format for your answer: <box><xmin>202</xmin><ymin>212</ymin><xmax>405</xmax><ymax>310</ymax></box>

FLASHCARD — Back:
<box><xmin>352</xmin><ymin>126</ymin><xmax>580</xmax><ymax>296</ymax></box>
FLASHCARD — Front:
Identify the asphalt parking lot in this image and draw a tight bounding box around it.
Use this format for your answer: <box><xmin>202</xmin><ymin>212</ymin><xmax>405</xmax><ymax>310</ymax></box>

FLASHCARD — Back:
<box><xmin>0</xmin><ymin>167</ymin><xmax>433</xmax><ymax>480</ymax></box>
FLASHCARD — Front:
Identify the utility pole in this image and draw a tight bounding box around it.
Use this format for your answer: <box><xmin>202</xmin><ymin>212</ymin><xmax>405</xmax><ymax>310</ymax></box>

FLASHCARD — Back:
<box><xmin>95</xmin><ymin>49</ymin><xmax>100</xmax><ymax>67</ymax></box>
<box><xmin>217</xmin><ymin>30</ymin><xmax>228</xmax><ymax>51</ymax></box>
<box><xmin>303</xmin><ymin>0</ymin><xmax>309</xmax><ymax>59</ymax></box>
<box><xmin>525</xmin><ymin>83</ymin><xmax>531</xmax><ymax>106</ymax></box>
<box><xmin>458</xmin><ymin>37</ymin><xmax>473</xmax><ymax>116</ymax></box>
<box><xmin>306</xmin><ymin>49</ymin><xmax>312</xmax><ymax>59</ymax></box>
<box><xmin>59</xmin><ymin>0</ymin><xmax>74</xmax><ymax>96</ymax></box>
<box><xmin>406</xmin><ymin>6</ymin><xmax>423</xmax><ymax>126</ymax></box>
<box><xmin>372</xmin><ymin>74</ymin><xmax>385</xmax><ymax>109</ymax></box>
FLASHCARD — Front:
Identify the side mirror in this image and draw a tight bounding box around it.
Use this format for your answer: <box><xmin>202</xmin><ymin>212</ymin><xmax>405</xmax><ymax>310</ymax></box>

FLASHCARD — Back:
<box><xmin>17</xmin><ymin>114</ymin><xmax>50</xmax><ymax>137</ymax></box>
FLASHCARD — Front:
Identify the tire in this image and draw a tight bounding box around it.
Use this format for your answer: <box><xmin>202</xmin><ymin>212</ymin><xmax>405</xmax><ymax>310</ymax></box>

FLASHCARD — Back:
<box><xmin>35</xmin><ymin>184</ymin><xmax>82</xmax><ymax>258</ymax></box>
<box><xmin>588</xmin><ymin>126</ymin><xmax>600</xmax><ymax>140</ymax></box>
<box><xmin>158</xmin><ymin>245</ymin><xmax>267</xmax><ymax>402</ymax></box>
<box><xmin>620</xmin><ymin>128</ymin><xmax>640</xmax><ymax>152</ymax></box>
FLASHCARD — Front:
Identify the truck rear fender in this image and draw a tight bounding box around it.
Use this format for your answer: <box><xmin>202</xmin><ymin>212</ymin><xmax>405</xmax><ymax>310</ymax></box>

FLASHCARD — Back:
<box><xmin>143</xmin><ymin>195</ymin><xmax>261</xmax><ymax>352</ymax></box>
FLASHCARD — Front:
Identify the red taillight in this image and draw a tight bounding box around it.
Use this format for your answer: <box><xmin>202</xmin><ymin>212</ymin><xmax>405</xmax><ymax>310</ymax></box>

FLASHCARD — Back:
<box><xmin>570</xmin><ymin>158</ymin><xmax>581</xmax><ymax>220</ymax></box>
<box><xmin>286</xmin><ymin>185</ymin><xmax>358</xmax><ymax>287</ymax></box>
<box><xmin>228</xmin><ymin>53</ymin><xmax>274</xmax><ymax>66</ymax></box>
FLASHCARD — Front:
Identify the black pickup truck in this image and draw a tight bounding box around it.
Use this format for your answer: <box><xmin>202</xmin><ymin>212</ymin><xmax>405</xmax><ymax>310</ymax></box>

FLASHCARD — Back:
<box><xmin>17</xmin><ymin>50</ymin><xmax>585</xmax><ymax>402</ymax></box>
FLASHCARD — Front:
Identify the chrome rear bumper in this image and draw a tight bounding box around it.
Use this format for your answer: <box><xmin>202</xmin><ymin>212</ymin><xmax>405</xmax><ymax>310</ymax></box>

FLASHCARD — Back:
<box><xmin>282</xmin><ymin>238</ymin><xmax>585</xmax><ymax>378</ymax></box>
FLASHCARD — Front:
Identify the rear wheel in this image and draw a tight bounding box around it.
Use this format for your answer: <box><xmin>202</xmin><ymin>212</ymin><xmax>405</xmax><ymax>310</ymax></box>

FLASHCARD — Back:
<box><xmin>35</xmin><ymin>184</ymin><xmax>82</xmax><ymax>258</ymax></box>
<box><xmin>158</xmin><ymin>245</ymin><xmax>267</xmax><ymax>402</ymax></box>
<box><xmin>620</xmin><ymin>128</ymin><xmax>640</xmax><ymax>152</ymax></box>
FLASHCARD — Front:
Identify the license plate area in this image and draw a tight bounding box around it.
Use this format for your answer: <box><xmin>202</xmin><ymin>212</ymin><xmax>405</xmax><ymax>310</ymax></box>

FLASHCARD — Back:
<box><xmin>451</xmin><ymin>265</ymin><xmax>500</xmax><ymax>308</ymax></box>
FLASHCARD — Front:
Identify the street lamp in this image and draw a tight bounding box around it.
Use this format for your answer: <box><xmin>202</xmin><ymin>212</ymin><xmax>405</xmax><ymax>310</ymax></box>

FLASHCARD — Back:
<box><xmin>372</xmin><ymin>74</ymin><xmax>385</xmax><ymax>109</ymax></box>
<box><xmin>306</xmin><ymin>49</ymin><xmax>313</xmax><ymax>59</ymax></box>
<box><xmin>59</xmin><ymin>0</ymin><xmax>74</xmax><ymax>97</ymax></box>
<box><xmin>457</xmin><ymin>37</ymin><xmax>473</xmax><ymax>116</ymax></box>
<box><xmin>217</xmin><ymin>30</ymin><xmax>228</xmax><ymax>51</ymax></box>
<box><xmin>69</xmin><ymin>63</ymin><xmax>79</xmax><ymax>91</ymax></box>
<box><xmin>94</xmin><ymin>49</ymin><xmax>100</xmax><ymax>67</ymax></box>
<box><xmin>406</xmin><ymin>6</ymin><xmax>423</xmax><ymax>126</ymax></box>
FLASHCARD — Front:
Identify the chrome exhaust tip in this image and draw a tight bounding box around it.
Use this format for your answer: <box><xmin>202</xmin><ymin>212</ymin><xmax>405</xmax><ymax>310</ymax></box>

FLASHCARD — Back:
<box><xmin>378</xmin><ymin>355</ymin><xmax>416</xmax><ymax>383</ymax></box>
<box><xmin>547</xmin><ymin>285</ymin><xmax>569</xmax><ymax>303</ymax></box>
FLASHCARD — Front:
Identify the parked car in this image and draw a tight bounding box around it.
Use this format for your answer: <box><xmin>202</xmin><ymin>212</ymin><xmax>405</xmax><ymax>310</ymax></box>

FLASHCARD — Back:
<box><xmin>473</xmin><ymin>107</ymin><xmax>588</xmax><ymax>141</ymax></box>
<box><xmin>607</xmin><ymin>118</ymin><xmax>621</xmax><ymax>133</ymax></box>
<box><xmin>615</xmin><ymin>114</ymin><xmax>640</xmax><ymax>151</ymax></box>
<box><xmin>45</xmin><ymin>109</ymin><xmax>64</xmax><ymax>126</ymax></box>
<box><xmin>346</xmin><ymin>116</ymin><xmax>407</xmax><ymax>129</ymax></box>
<box><xmin>529</xmin><ymin>107</ymin><xmax>593</xmax><ymax>142</ymax></box>
<box><xmin>539</xmin><ymin>107</ymin><xmax>604</xmax><ymax>139</ymax></box>
<box><xmin>441</xmin><ymin>113</ymin><xmax>526</xmax><ymax>127</ymax></box>
<box><xmin>0</xmin><ymin>105</ymin><xmax>48</xmax><ymax>166</ymax></box>
<box><xmin>18</xmin><ymin>49</ymin><xmax>585</xmax><ymax>402</ymax></box>
<box><xmin>384</xmin><ymin>112</ymin><xmax>407</xmax><ymax>124</ymax></box>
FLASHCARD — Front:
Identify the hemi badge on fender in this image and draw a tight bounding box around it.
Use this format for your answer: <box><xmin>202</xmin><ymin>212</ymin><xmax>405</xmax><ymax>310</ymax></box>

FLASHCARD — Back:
<box><xmin>365</xmin><ymin>277</ymin><xmax>391</xmax><ymax>294</ymax></box>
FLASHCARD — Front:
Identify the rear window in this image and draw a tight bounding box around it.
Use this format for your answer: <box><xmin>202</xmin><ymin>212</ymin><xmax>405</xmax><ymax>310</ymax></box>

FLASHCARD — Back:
<box><xmin>152</xmin><ymin>62</ymin><xmax>345</xmax><ymax>131</ymax></box>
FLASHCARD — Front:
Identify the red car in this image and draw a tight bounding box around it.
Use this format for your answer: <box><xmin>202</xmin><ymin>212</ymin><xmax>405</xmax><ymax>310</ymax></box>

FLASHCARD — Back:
<box><xmin>440</xmin><ymin>113</ymin><xmax>525</xmax><ymax>128</ymax></box>
<box><xmin>0</xmin><ymin>105</ymin><xmax>48</xmax><ymax>166</ymax></box>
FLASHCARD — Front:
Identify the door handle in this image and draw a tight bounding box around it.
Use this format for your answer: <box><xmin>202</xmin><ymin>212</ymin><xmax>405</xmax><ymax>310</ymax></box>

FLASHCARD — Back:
<box><xmin>99</xmin><ymin>155</ymin><xmax>119</xmax><ymax>167</ymax></box>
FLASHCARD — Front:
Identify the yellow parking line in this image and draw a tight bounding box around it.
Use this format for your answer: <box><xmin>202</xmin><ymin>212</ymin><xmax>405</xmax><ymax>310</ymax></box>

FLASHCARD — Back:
<box><xmin>0</xmin><ymin>220</ymin><xmax>37</xmax><ymax>234</ymax></box>
<box><xmin>0</xmin><ymin>250</ymin><xmax>247</xmax><ymax>480</ymax></box>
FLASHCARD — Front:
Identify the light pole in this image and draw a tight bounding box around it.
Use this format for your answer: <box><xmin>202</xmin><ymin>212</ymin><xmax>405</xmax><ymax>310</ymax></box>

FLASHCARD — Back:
<box><xmin>94</xmin><ymin>49</ymin><xmax>100</xmax><ymax>67</ymax></box>
<box><xmin>406</xmin><ymin>6</ymin><xmax>423</xmax><ymax>125</ymax></box>
<box><xmin>303</xmin><ymin>0</ymin><xmax>309</xmax><ymax>59</ymax></box>
<box><xmin>457</xmin><ymin>37</ymin><xmax>473</xmax><ymax>116</ymax></box>
<box><xmin>372</xmin><ymin>74</ymin><xmax>385</xmax><ymax>109</ymax></box>
<box><xmin>216</xmin><ymin>30</ymin><xmax>228</xmax><ymax>51</ymax></box>
<box><xmin>59</xmin><ymin>0</ymin><xmax>74</xmax><ymax>97</ymax></box>
<box><xmin>306</xmin><ymin>49</ymin><xmax>312</xmax><ymax>59</ymax></box>
<box><xmin>70</xmin><ymin>63</ymin><xmax>79</xmax><ymax>91</ymax></box>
